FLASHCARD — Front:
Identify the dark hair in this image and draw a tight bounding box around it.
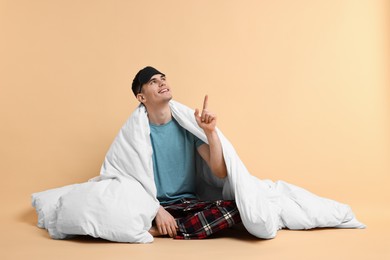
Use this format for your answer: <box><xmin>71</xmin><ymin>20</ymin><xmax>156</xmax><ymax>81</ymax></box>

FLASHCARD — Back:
<box><xmin>131</xmin><ymin>66</ymin><xmax>165</xmax><ymax>96</ymax></box>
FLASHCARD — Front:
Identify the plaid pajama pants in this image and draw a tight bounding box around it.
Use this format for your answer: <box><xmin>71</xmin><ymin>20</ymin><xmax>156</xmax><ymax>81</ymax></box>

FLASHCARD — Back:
<box><xmin>161</xmin><ymin>198</ymin><xmax>242</xmax><ymax>239</ymax></box>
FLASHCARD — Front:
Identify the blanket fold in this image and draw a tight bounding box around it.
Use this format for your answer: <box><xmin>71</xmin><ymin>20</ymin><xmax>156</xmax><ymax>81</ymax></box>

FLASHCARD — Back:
<box><xmin>31</xmin><ymin>100</ymin><xmax>365</xmax><ymax>243</ymax></box>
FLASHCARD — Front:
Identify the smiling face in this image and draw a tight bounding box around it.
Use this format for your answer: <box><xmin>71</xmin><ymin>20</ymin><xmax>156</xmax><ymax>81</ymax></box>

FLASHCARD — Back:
<box><xmin>136</xmin><ymin>74</ymin><xmax>172</xmax><ymax>106</ymax></box>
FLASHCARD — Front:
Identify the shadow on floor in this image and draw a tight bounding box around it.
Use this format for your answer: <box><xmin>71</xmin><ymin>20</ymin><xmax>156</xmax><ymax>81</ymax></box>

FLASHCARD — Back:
<box><xmin>19</xmin><ymin>207</ymin><xmax>265</xmax><ymax>244</ymax></box>
<box><xmin>18</xmin><ymin>207</ymin><xmax>37</xmax><ymax>226</ymax></box>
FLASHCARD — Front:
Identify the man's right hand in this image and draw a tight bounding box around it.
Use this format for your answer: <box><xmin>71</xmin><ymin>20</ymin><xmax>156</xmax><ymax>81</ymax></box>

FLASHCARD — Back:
<box><xmin>154</xmin><ymin>206</ymin><xmax>178</xmax><ymax>238</ymax></box>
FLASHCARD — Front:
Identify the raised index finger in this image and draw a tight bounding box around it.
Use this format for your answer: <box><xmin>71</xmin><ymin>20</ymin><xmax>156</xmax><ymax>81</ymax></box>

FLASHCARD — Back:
<box><xmin>203</xmin><ymin>95</ymin><xmax>208</xmax><ymax>110</ymax></box>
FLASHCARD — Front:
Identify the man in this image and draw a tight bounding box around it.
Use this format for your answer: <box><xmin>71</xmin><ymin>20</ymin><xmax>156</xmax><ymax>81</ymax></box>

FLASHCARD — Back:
<box><xmin>131</xmin><ymin>66</ymin><xmax>242</xmax><ymax>239</ymax></box>
<box><xmin>30</xmin><ymin>67</ymin><xmax>364</xmax><ymax>243</ymax></box>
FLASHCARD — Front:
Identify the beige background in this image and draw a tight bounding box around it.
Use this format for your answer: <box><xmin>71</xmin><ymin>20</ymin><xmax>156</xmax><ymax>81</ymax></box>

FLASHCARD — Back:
<box><xmin>1</xmin><ymin>0</ymin><xmax>389</xmax><ymax>259</ymax></box>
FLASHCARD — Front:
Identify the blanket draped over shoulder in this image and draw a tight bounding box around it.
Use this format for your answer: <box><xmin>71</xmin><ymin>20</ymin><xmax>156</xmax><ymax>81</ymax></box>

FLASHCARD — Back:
<box><xmin>32</xmin><ymin>100</ymin><xmax>365</xmax><ymax>243</ymax></box>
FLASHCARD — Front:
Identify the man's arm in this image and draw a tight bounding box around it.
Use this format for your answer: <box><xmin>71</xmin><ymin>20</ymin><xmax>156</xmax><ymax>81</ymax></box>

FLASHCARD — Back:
<box><xmin>195</xmin><ymin>95</ymin><xmax>227</xmax><ymax>179</ymax></box>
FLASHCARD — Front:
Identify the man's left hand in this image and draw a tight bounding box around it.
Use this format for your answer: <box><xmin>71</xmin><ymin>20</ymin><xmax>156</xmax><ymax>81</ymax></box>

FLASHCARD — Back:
<box><xmin>194</xmin><ymin>95</ymin><xmax>217</xmax><ymax>134</ymax></box>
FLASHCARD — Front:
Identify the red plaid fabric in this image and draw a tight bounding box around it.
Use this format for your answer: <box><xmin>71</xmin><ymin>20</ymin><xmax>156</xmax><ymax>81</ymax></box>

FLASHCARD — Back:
<box><xmin>162</xmin><ymin>198</ymin><xmax>242</xmax><ymax>239</ymax></box>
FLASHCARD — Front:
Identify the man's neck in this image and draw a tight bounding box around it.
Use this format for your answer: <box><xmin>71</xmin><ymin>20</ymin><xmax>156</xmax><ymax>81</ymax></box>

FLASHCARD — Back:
<box><xmin>146</xmin><ymin>103</ymin><xmax>172</xmax><ymax>125</ymax></box>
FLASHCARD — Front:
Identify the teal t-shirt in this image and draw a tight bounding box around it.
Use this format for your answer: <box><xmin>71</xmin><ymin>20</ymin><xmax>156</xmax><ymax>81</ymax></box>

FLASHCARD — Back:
<box><xmin>149</xmin><ymin>118</ymin><xmax>205</xmax><ymax>205</ymax></box>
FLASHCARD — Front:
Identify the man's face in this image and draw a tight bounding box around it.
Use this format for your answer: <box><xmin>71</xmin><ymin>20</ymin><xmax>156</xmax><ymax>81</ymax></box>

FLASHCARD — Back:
<box><xmin>137</xmin><ymin>74</ymin><xmax>172</xmax><ymax>105</ymax></box>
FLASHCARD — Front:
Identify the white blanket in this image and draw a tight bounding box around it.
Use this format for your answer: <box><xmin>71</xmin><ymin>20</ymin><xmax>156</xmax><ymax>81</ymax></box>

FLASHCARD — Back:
<box><xmin>32</xmin><ymin>100</ymin><xmax>365</xmax><ymax>243</ymax></box>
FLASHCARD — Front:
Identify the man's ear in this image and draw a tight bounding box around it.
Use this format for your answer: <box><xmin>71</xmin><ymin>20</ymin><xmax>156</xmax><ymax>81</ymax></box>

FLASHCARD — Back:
<box><xmin>136</xmin><ymin>93</ymin><xmax>145</xmax><ymax>103</ymax></box>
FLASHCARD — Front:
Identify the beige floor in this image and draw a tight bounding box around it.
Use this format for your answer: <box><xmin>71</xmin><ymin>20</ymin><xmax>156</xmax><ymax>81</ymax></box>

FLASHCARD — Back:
<box><xmin>2</xmin><ymin>196</ymin><xmax>389</xmax><ymax>260</ymax></box>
